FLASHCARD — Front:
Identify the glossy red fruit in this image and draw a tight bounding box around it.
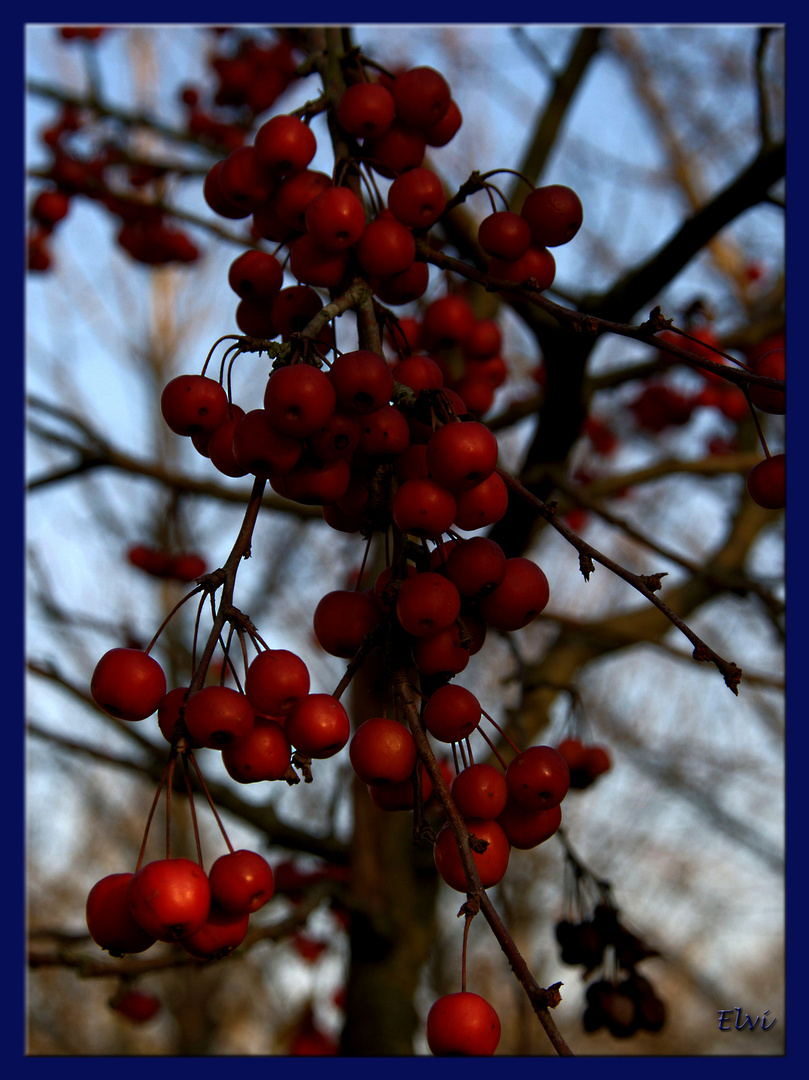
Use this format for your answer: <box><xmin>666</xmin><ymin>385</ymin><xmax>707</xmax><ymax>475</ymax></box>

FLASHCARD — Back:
<box><xmin>375</xmin><ymin>260</ymin><xmax>431</xmax><ymax>306</ymax></box>
<box><xmin>222</xmin><ymin>717</ymin><xmax>292</xmax><ymax>783</ymax></box>
<box><xmin>231</xmin><ymin>409</ymin><xmax>302</xmax><ymax>478</ymax></box>
<box><xmin>392</xmin><ymin>66</ymin><xmax>451</xmax><ymax>130</ymax></box>
<box><xmin>427</xmin><ymin>992</ymin><xmax>501</xmax><ymax>1056</ymax></box>
<box><xmin>264</xmin><ymin>364</ymin><xmax>337</xmax><ymax>438</ymax></box>
<box><xmin>86</xmin><ymin>873</ymin><xmax>158</xmax><ymax>956</ymax></box>
<box><xmin>91</xmin><ymin>648</ymin><xmax>167</xmax><ymax>722</ymax></box>
<box><xmin>444</xmin><ymin>537</ymin><xmax>507</xmax><ymax>597</ymax></box>
<box><xmin>228</xmin><ymin>250</ymin><xmax>284</xmax><ymax>300</ymax></box>
<box><xmin>363</xmin><ymin>120</ymin><xmax>426</xmax><ymax>178</ymax></box>
<box><xmin>235</xmin><ymin>296</ymin><xmax>278</xmax><ymax>339</ymax></box>
<box><xmin>111</xmin><ymin>990</ymin><xmax>161</xmax><ymax>1023</ymax></box>
<box><xmin>357</xmin><ymin>403</ymin><xmax>411</xmax><ymax>458</ymax></box>
<box><xmin>497</xmin><ymin>797</ymin><xmax>562</xmax><ymax>850</ymax></box>
<box><xmin>217</xmin><ymin>146</ymin><xmax>274</xmax><ymax>213</ymax></box>
<box><xmin>488</xmin><ymin>245</ymin><xmax>556</xmax><ymax>291</ymax></box>
<box><xmin>388</xmin><ymin>167</ymin><xmax>446</xmax><ymax>229</ymax></box>
<box><xmin>126</xmin><ymin>858</ymin><xmax>211</xmax><ymax>943</ymax></box>
<box><xmin>746</xmin><ymin>453</ymin><xmax>785</xmax><ymax>509</ymax></box>
<box><xmin>390</xmin><ymin>354</ymin><xmax>444</xmax><ymax>394</ymax></box>
<box><xmin>422</xmin><ymin>98</ymin><xmax>462</xmax><ymax>147</ymax></box>
<box><xmin>157</xmin><ymin>686</ymin><xmax>201</xmax><ymax>748</ymax></box>
<box><xmin>478</xmin><ymin>556</ymin><xmax>550</xmax><ymax>629</ymax></box>
<box><xmin>422</xmin><ymin>683</ymin><xmax>480</xmax><ymax>743</ymax></box>
<box><xmin>426</xmin><ymin>421</ymin><xmax>499</xmax><ymax>493</ymax></box>
<box><xmin>203</xmin><ymin>159</ymin><xmax>252</xmax><ymax>219</ymax></box>
<box><xmin>183</xmin><ymin>686</ymin><xmax>255</xmax><ymax>749</ymax></box>
<box><xmin>271</xmin><ymin>286</ymin><xmax>323</xmax><ymax>338</ymax></box>
<box><xmin>478</xmin><ymin>210</ymin><xmax>531</xmax><ymax>260</ymax></box>
<box><xmin>396</xmin><ymin>571</ymin><xmax>461</xmax><ymax>638</ymax></box>
<box><xmin>207</xmin><ymin>407</ymin><xmax>249</xmax><ymax>477</ymax></box>
<box><xmin>421</xmin><ymin>294</ymin><xmax>476</xmax><ymax>351</ymax></box>
<box><xmin>329</xmin><ymin>350</ymin><xmax>395</xmax><ymax>415</ymax></box>
<box><xmin>308</xmin><ymin>409</ymin><xmax>362</xmax><ymax>463</ymax></box>
<box><xmin>452</xmin><ymin>472</ymin><xmax>509</xmax><ymax>532</ymax></box>
<box><xmin>254</xmin><ymin>114</ymin><xmax>317</xmax><ymax>176</ymax></box>
<box><xmin>285</xmin><ymin>694</ymin><xmax>351</xmax><ymax>758</ymax></box>
<box><xmin>305</xmin><ymin>186</ymin><xmax>366</xmax><ymax>252</ymax></box>
<box><xmin>208</xmin><ymin>849</ymin><xmax>275</xmax><ymax>914</ymax></box>
<box><xmin>337</xmin><ymin>81</ymin><xmax>396</xmax><ymax>138</ymax></box>
<box><xmin>356</xmin><ymin>216</ymin><xmax>416</xmax><ymax>279</ymax></box>
<box><xmin>313</xmin><ymin>589</ymin><xmax>382</xmax><ymax>658</ymax></box>
<box><xmin>274</xmin><ymin>170</ymin><xmax>333</xmax><ymax>232</ymax></box>
<box><xmin>412</xmin><ymin>623</ymin><xmax>471</xmax><ymax>677</ymax></box>
<box><xmin>179</xmin><ymin>902</ymin><xmax>250</xmax><ymax>960</ymax></box>
<box><xmin>393</xmin><ymin>479</ymin><xmax>456</xmax><ymax>539</ymax></box>
<box><xmin>520</xmin><ymin>184</ymin><xmax>583</xmax><ymax>247</ymax></box>
<box><xmin>506</xmin><ymin>745</ymin><xmax>570</xmax><ymax>811</ymax></box>
<box><xmin>451</xmin><ymin>763</ymin><xmax>508</xmax><ymax>820</ymax></box>
<box><xmin>161</xmin><ymin>375</ymin><xmax>230</xmax><ymax>436</ymax></box>
<box><xmin>289</xmin><ymin>232</ymin><xmax>350</xmax><ymax>289</ymax></box>
<box><xmin>349</xmin><ymin>717</ymin><xmax>417</xmax><ymax>786</ymax></box>
<box><xmin>275</xmin><ymin>453</ymin><xmax>352</xmax><ymax>506</ymax></box>
<box><xmin>245</xmin><ymin>649</ymin><xmax>310</xmax><ymax>717</ymax></box>
<box><xmin>433</xmin><ymin>818</ymin><xmax>510</xmax><ymax>892</ymax></box>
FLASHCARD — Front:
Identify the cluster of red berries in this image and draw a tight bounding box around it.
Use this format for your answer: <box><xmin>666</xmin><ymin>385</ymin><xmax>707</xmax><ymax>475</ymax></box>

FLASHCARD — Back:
<box><xmin>556</xmin><ymin>737</ymin><xmax>611</xmax><ymax>791</ymax></box>
<box><xmin>82</xmin><ymin>49</ymin><xmax>595</xmax><ymax>1056</ymax></box>
<box><xmin>28</xmin><ymin>104</ymin><xmax>200</xmax><ymax>271</ymax></box>
<box><xmin>127</xmin><ymin>545</ymin><xmax>207</xmax><ymax>583</ymax></box>
<box><xmin>178</xmin><ymin>31</ymin><xmax>303</xmax><ymax>153</ymax></box>
<box><xmin>86</xmin><ymin>848</ymin><xmax>275</xmax><ymax>963</ymax></box>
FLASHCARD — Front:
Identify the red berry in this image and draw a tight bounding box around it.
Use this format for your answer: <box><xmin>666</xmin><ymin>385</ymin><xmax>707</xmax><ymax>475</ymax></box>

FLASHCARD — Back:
<box><xmin>392</xmin><ymin>67</ymin><xmax>451</xmax><ymax>130</ymax></box>
<box><xmin>305</xmin><ymin>186</ymin><xmax>367</xmax><ymax>252</ymax></box>
<box><xmin>285</xmin><ymin>694</ymin><xmax>351</xmax><ymax>759</ymax></box>
<box><xmin>126</xmin><ymin>858</ymin><xmax>211</xmax><ymax>943</ymax></box>
<box><xmin>313</xmin><ymin>589</ymin><xmax>382</xmax><ymax>658</ymax></box>
<box><xmin>433</xmin><ymin>818</ymin><xmax>510</xmax><ymax>892</ymax></box>
<box><xmin>112</xmin><ymin>990</ymin><xmax>161</xmax><ymax>1023</ymax></box>
<box><xmin>520</xmin><ymin>184</ymin><xmax>583</xmax><ymax>247</ymax></box>
<box><xmin>427</xmin><ymin>992</ymin><xmax>501</xmax><ymax>1056</ymax></box>
<box><xmin>228</xmin><ymin>250</ymin><xmax>283</xmax><ymax>300</ymax></box>
<box><xmin>245</xmin><ymin>649</ymin><xmax>310</xmax><ymax>716</ymax></box>
<box><xmin>444</xmin><ymin>537</ymin><xmax>507</xmax><ymax>596</ymax></box>
<box><xmin>489</xmin><ymin>245</ymin><xmax>556</xmax><ymax>291</ymax></box>
<box><xmin>254</xmin><ymin>114</ymin><xmax>317</xmax><ymax>176</ymax></box>
<box><xmin>264</xmin><ymin>364</ymin><xmax>337</xmax><ymax>438</ymax></box>
<box><xmin>395</xmin><ymin>571</ymin><xmax>461</xmax><ymax>638</ymax></box>
<box><xmin>425</xmin><ymin>421</ymin><xmax>499</xmax><ymax>493</ymax></box>
<box><xmin>337</xmin><ymin>82</ymin><xmax>396</xmax><ymax>138</ymax></box>
<box><xmin>349</xmin><ymin>717</ymin><xmax>417</xmax><ymax>786</ymax></box>
<box><xmin>505</xmin><ymin>745</ymin><xmax>570</xmax><ymax>811</ymax></box>
<box><xmin>183</xmin><ymin>685</ymin><xmax>255</xmax><ymax>749</ymax></box>
<box><xmin>422</xmin><ymin>98</ymin><xmax>462</xmax><ymax>147</ymax></box>
<box><xmin>356</xmin><ymin>215</ymin><xmax>416</xmax><ymax>279</ymax></box>
<box><xmin>161</xmin><ymin>375</ymin><xmax>230</xmax><ymax>437</ymax></box>
<box><xmin>328</xmin><ymin>350</ymin><xmax>395</xmax><ymax>415</ymax></box>
<box><xmin>746</xmin><ymin>453</ymin><xmax>785</xmax><ymax>509</ymax></box>
<box><xmin>478</xmin><ymin>556</ymin><xmax>550</xmax><ymax>629</ymax></box>
<box><xmin>91</xmin><ymin>648</ymin><xmax>166</xmax><ymax>722</ymax></box>
<box><xmin>452</xmin><ymin>472</ymin><xmax>509</xmax><ymax>532</ymax></box>
<box><xmin>422</xmin><ymin>684</ymin><xmax>480</xmax><ymax>743</ymax></box>
<box><xmin>86</xmin><ymin>874</ymin><xmax>157</xmax><ymax>957</ymax></box>
<box><xmin>451</xmin><ymin>763</ymin><xmax>508</xmax><ymax>819</ymax></box>
<box><xmin>393</xmin><ymin>479</ymin><xmax>456</xmax><ymax>539</ymax></box>
<box><xmin>209</xmin><ymin>849</ymin><xmax>275</xmax><ymax>914</ymax></box>
<box><xmin>231</xmin><ymin>409</ymin><xmax>302</xmax><ymax>478</ymax></box>
<box><xmin>179</xmin><ymin>902</ymin><xmax>250</xmax><ymax>960</ymax></box>
<box><xmin>478</xmin><ymin>210</ymin><xmax>531</xmax><ymax>260</ymax></box>
<box><xmin>388</xmin><ymin>167</ymin><xmax>446</xmax><ymax>229</ymax></box>
<box><xmin>222</xmin><ymin>718</ymin><xmax>292</xmax><ymax>783</ymax></box>
<box><xmin>748</xmin><ymin>350</ymin><xmax>785</xmax><ymax>414</ymax></box>
<box><xmin>496</xmin><ymin>798</ymin><xmax>562</xmax><ymax>850</ymax></box>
